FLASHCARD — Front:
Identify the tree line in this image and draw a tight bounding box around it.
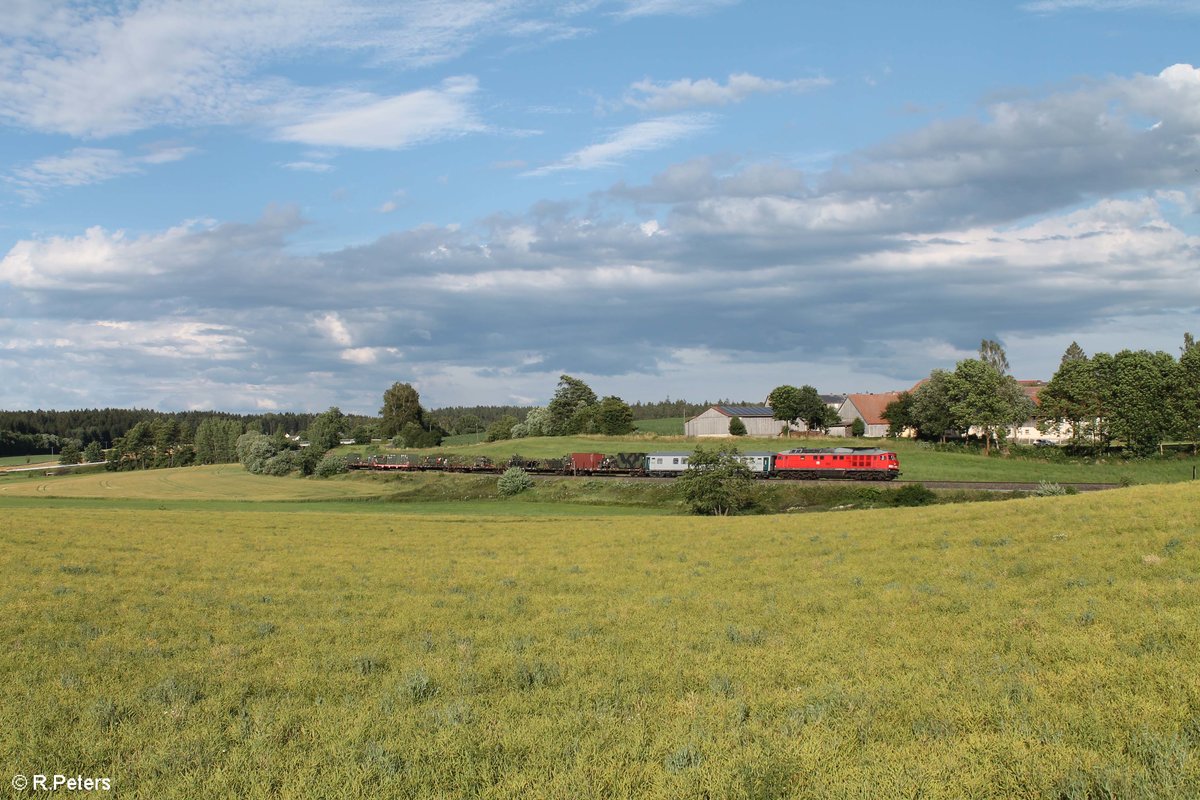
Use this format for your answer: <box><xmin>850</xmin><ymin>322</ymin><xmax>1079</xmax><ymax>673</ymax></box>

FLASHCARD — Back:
<box><xmin>0</xmin><ymin>408</ymin><xmax>376</xmax><ymax>455</ymax></box>
<box><xmin>428</xmin><ymin>396</ymin><xmax>742</xmax><ymax>437</ymax></box>
<box><xmin>881</xmin><ymin>339</ymin><xmax>1035</xmax><ymax>454</ymax></box>
<box><xmin>478</xmin><ymin>375</ymin><xmax>638</xmax><ymax>442</ymax></box>
<box><xmin>882</xmin><ymin>335</ymin><xmax>1200</xmax><ymax>456</ymax></box>
<box><xmin>1035</xmin><ymin>336</ymin><xmax>1199</xmax><ymax>455</ymax></box>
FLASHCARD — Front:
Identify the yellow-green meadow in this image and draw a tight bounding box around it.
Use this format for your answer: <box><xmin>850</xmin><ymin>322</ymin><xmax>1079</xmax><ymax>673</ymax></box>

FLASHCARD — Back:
<box><xmin>2</xmin><ymin>481</ymin><xmax>1197</xmax><ymax>798</ymax></box>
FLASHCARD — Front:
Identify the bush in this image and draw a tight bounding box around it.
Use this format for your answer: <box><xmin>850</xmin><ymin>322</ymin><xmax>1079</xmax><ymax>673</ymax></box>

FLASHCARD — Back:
<box><xmin>260</xmin><ymin>451</ymin><xmax>300</xmax><ymax>476</ymax></box>
<box><xmin>676</xmin><ymin>447</ymin><xmax>754</xmax><ymax>516</ymax></box>
<box><xmin>498</xmin><ymin>467</ymin><xmax>534</xmax><ymax>496</ymax></box>
<box><xmin>315</xmin><ymin>453</ymin><xmax>349</xmax><ymax>478</ymax></box>
<box><xmin>891</xmin><ymin>483</ymin><xmax>937</xmax><ymax>507</ymax></box>
<box><xmin>728</xmin><ymin>417</ymin><xmax>747</xmax><ymax>436</ymax></box>
<box><xmin>851</xmin><ymin>418</ymin><xmax>866</xmax><ymax>437</ymax></box>
<box><xmin>486</xmin><ymin>415</ymin><xmax>519</xmax><ymax>442</ymax></box>
<box><xmin>236</xmin><ymin>432</ymin><xmax>278</xmax><ymax>474</ymax></box>
<box><xmin>1035</xmin><ymin>481</ymin><xmax>1067</xmax><ymax>497</ymax></box>
<box><xmin>82</xmin><ymin>441</ymin><xmax>105</xmax><ymax>463</ymax></box>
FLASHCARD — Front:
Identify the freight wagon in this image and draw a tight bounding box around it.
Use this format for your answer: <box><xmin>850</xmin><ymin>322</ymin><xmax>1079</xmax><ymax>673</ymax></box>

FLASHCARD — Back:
<box><xmin>348</xmin><ymin>447</ymin><xmax>900</xmax><ymax>481</ymax></box>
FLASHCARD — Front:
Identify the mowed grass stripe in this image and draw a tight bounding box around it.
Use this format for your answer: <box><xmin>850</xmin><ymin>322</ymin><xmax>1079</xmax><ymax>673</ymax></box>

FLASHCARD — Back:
<box><xmin>0</xmin><ymin>464</ymin><xmax>392</xmax><ymax>501</ymax></box>
<box><xmin>1</xmin><ymin>485</ymin><xmax>1198</xmax><ymax>797</ymax></box>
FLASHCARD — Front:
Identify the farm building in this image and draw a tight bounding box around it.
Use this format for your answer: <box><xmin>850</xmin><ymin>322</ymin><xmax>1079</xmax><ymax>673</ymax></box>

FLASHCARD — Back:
<box><xmin>835</xmin><ymin>393</ymin><xmax>903</xmax><ymax>438</ymax></box>
<box><xmin>685</xmin><ymin>406</ymin><xmax>787</xmax><ymax>437</ymax></box>
<box><xmin>974</xmin><ymin>379</ymin><xmax>1073</xmax><ymax>444</ymax></box>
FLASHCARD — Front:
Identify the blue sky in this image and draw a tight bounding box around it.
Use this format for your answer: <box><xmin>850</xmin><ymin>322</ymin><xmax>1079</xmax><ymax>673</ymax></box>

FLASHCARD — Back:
<box><xmin>2</xmin><ymin>0</ymin><xmax>1199</xmax><ymax>414</ymax></box>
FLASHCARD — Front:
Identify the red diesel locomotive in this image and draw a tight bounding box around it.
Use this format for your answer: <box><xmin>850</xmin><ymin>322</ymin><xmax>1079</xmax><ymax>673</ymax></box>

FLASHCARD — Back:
<box><xmin>772</xmin><ymin>447</ymin><xmax>901</xmax><ymax>481</ymax></box>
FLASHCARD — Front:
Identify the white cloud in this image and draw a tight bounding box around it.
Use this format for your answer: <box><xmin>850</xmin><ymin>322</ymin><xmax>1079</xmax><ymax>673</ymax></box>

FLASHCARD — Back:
<box><xmin>615</xmin><ymin>0</ymin><xmax>741</xmax><ymax>19</ymax></box>
<box><xmin>282</xmin><ymin>161</ymin><xmax>335</xmax><ymax>173</ymax></box>
<box><xmin>1023</xmin><ymin>0</ymin><xmax>1200</xmax><ymax>12</ymax></box>
<box><xmin>7</xmin><ymin>63</ymin><xmax>1200</xmax><ymax>412</ymax></box>
<box><xmin>340</xmin><ymin>346</ymin><xmax>400</xmax><ymax>365</ymax></box>
<box><xmin>7</xmin><ymin>145</ymin><xmax>196</xmax><ymax>200</ymax></box>
<box><xmin>0</xmin><ymin>222</ymin><xmax>199</xmax><ymax>290</ymax></box>
<box><xmin>315</xmin><ymin>313</ymin><xmax>354</xmax><ymax>347</ymax></box>
<box><xmin>0</xmin><ymin>205</ymin><xmax>301</xmax><ymax>291</ymax></box>
<box><xmin>0</xmin><ymin>2</ymin><xmax>588</xmax><ymax>139</ymax></box>
<box><xmin>526</xmin><ymin>114</ymin><xmax>712</xmax><ymax>175</ymax></box>
<box><xmin>625</xmin><ymin>73</ymin><xmax>830</xmax><ymax>111</ymax></box>
<box><xmin>275</xmin><ymin>76</ymin><xmax>485</xmax><ymax>149</ymax></box>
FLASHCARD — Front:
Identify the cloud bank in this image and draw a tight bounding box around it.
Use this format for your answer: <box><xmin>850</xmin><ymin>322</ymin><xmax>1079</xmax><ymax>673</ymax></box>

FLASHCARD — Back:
<box><xmin>3</xmin><ymin>63</ymin><xmax>1200</xmax><ymax>411</ymax></box>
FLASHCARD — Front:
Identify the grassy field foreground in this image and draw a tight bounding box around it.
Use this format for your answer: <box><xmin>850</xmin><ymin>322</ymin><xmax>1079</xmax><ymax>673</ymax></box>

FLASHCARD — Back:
<box><xmin>2</xmin><ymin>486</ymin><xmax>1198</xmax><ymax>798</ymax></box>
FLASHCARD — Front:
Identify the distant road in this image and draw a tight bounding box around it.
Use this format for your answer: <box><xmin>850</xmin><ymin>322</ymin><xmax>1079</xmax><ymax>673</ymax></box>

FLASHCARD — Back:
<box><xmin>0</xmin><ymin>461</ymin><xmax>107</xmax><ymax>474</ymax></box>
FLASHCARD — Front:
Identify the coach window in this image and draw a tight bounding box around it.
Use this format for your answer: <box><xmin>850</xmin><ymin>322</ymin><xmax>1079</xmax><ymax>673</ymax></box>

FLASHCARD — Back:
<box><xmin>673</xmin><ymin>457</ymin><xmax>679</xmax><ymax>465</ymax></box>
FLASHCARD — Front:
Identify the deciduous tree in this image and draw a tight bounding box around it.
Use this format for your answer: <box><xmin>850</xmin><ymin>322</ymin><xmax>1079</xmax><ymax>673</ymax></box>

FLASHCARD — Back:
<box><xmin>82</xmin><ymin>441</ymin><xmax>104</xmax><ymax>463</ymax></box>
<box><xmin>1175</xmin><ymin>344</ymin><xmax>1200</xmax><ymax>446</ymax></box>
<box><xmin>882</xmin><ymin>392</ymin><xmax>914</xmax><ymax>438</ymax></box>
<box><xmin>909</xmin><ymin>371</ymin><xmax>957</xmax><ymax>442</ymax></box>
<box><xmin>305</xmin><ymin>407</ymin><xmax>345</xmax><ymax>453</ymax></box>
<box><xmin>945</xmin><ymin>359</ymin><xmax>1034</xmax><ymax>454</ymax></box>
<box><xmin>485</xmin><ymin>415</ymin><xmax>519</xmax><ymax>442</ymax></box>
<box><xmin>547</xmin><ymin>375</ymin><xmax>598</xmax><ymax>435</ymax></box>
<box><xmin>58</xmin><ymin>439</ymin><xmax>82</xmax><ymax>465</ymax></box>
<box><xmin>1040</xmin><ymin>345</ymin><xmax>1103</xmax><ymax>449</ymax></box>
<box><xmin>766</xmin><ymin>385</ymin><xmax>802</xmax><ymax>431</ymax></box>
<box><xmin>979</xmin><ymin>338</ymin><xmax>1010</xmax><ymax>376</ymax></box>
<box><xmin>595</xmin><ymin>396</ymin><xmax>635</xmax><ymax>435</ymax></box>
<box><xmin>1106</xmin><ymin>349</ymin><xmax>1179</xmax><ymax>456</ymax></box>
<box><xmin>675</xmin><ymin>447</ymin><xmax>755</xmax><ymax>516</ymax></box>
<box><xmin>380</xmin><ymin>383</ymin><xmax>424</xmax><ymax>438</ymax></box>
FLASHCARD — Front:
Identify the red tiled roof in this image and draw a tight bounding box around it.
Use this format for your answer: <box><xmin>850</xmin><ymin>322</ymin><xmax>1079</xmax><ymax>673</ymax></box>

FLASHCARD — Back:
<box><xmin>844</xmin><ymin>392</ymin><xmax>903</xmax><ymax>426</ymax></box>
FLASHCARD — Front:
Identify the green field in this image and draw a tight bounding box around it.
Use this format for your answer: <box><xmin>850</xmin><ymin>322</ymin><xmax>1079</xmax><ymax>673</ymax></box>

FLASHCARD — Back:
<box><xmin>0</xmin><ymin>465</ymin><xmax>678</xmax><ymax>516</ymax></box>
<box><xmin>0</xmin><ymin>454</ymin><xmax>57</xmax><ymax>467</ymax></box>
<box><xmin>2</xmin><ymin>482</ymin><xmax>1198</xmax><ymax>797</ymax></box>
<box><xmin>634</xmin><ymin>417</ymin><xmax>686</xmax><ymax>435</ymax></box>
<box><xmin>0</xmin><ymin>462</ymin><xmax>1028</xmax><ymax>518</ymax></box>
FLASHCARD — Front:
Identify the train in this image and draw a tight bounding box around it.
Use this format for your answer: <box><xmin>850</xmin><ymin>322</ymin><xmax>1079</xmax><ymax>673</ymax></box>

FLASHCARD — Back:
<box><xmin>346</xmin><ymin>447</ymin><xmax>901</xmax><ymax>481</ymax></box>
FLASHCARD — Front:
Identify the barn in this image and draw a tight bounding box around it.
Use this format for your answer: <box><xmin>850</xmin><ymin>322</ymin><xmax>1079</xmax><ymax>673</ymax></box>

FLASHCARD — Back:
<box><xmin>836</xmin><ymin>393</ymin><xmax>903</xmax><ymax>438</ymax></box>
<box><xmin>684</xmin><ymin>406</ymin><xmax>786</xmax><ymax>438</ymax></box>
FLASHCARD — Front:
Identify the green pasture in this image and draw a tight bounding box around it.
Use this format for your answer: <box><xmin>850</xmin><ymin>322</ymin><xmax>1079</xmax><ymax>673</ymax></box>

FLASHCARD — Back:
<box><xmin>0</xmin><ymin>454</ymin><xmax>57</xmax><ymax>467</ymax></box>
<box><xmin>634</xmin><ymin>417</ymin><xmax>686</xmax><ymax>435</ymax></box>
<box><xmin>341</xmin><ymin>434</ymin><xmax>1200</xmax><ymax>485</ymax></box>
<box><xmin>2</xmin><ymin>484</ymin><xmax>1198</xmax><ymax>798</ymax></box>
<box><xmin>440</xmin><ymin>432</ymin><xmax>487</xmax><ymax>446</ymax></box>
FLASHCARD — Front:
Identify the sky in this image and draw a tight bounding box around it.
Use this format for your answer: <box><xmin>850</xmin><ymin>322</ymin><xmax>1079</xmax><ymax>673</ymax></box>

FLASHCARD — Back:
<box><xmin>1</xmin><ymin>0</ymin><xmax>1199</xmax><ymax>415</ymax></box>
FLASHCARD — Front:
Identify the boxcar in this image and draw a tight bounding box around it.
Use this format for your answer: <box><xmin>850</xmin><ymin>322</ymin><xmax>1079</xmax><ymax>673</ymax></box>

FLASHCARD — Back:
<box><xmin>568</xmin><ymin>452</ymin><xmax>607</xmax><ymax>474</ymax></box>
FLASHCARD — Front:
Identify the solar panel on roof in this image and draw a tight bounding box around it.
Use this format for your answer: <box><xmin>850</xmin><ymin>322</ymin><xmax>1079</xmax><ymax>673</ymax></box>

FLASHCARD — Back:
<box><xmin>718</xmin><ymin>405</ymin><xmax>774</xmax><ymax>416</ymax></box>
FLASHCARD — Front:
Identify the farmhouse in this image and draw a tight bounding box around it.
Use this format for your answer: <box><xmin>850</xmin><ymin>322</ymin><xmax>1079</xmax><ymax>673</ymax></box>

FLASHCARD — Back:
<box><xmin>685</xmin><ymin>406</ymin><xmax>786</xmax><ymax>437</ymax></box>
<box><xmin>976</xmin><ymin>379</ymin><xmax>1073</xmax><ymax>444</ymax></box>
<box><xmin>835</xmin><ymin>392</ymin><xmax>903</xmax><ymax>438</ymax></box>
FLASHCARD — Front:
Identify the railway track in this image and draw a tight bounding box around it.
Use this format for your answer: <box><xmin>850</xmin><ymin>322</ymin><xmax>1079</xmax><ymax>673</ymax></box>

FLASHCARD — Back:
<box><xmin>526</xmin><ymin>473</ymin><xmax>1121</xmax><ymax>492</ymax></box>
